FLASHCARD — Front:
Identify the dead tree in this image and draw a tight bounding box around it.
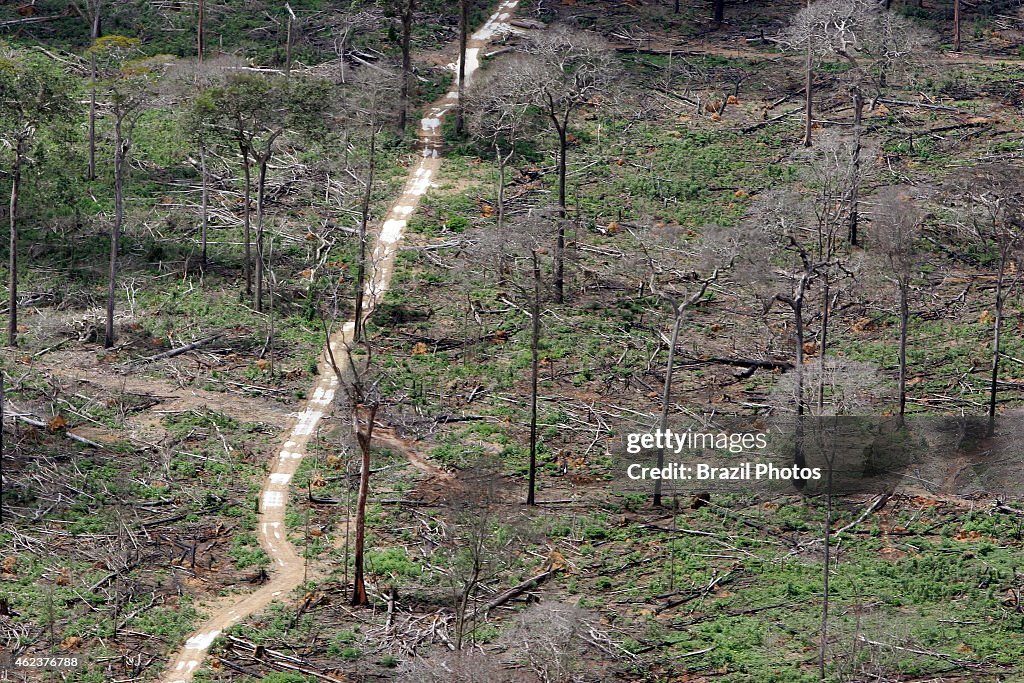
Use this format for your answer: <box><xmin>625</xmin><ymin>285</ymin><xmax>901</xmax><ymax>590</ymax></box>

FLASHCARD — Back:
<box><xmin>465</xmin><ymin>54</ymin><xmax>534</xmax><ymax>236</ymax></box>
<box><xmin>637</xmin><ymin>224</ymin><xmax>736</xmax><ymax>506</ymax></box>
<box><xmin>952</xmin><ymin>166</ymin><xmax>1024</xmax><ymax>436</ymax></box>
<box><xmin>778</xmin><ymin>0</ymin><xmax>925</xmax><ymax>238</ymax></box>
<box><xmin>871</xmin><ymin>187</ymin><xmax>923</xmax><ymax>423</ymax></box>
<box><xmin>520</xmin><ymin>28</ymin><xmax>617</xmax><ymax>303</ymax></box>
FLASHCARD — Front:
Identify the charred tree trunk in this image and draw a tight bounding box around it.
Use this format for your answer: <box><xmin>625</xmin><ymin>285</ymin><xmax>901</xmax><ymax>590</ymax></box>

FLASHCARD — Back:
<box><xmin>848</xmin><ymin>88</ymin><xmax>863</xmax><ymax>246</ymax></box>
<box><xmin>897</xmin><ymin>279</ymin><xmax>909</xmax><ymax>423</ymax></box>
<box><xmin>527</xmin><ymin>250</ymin><xmax>541</xmax><ymax>506</ymax></box>
<box><xmin>654</xmin><ymin>307</ymin><xmax>684</xmax><ymax>507</ymax></box>
<box><xmin>713</xmin><ymin>0</ymin><xmax>724</xmax><ymax>24</ymax></box>
<box><xmin>554</xmin><ymin>116</ymin><xmax>568</xmax><ymax>304</ymax></box>
<box><xmin>988</xmin><ymin>254</ymin><xmax>1006</xmax><ymax>437</ymax></box>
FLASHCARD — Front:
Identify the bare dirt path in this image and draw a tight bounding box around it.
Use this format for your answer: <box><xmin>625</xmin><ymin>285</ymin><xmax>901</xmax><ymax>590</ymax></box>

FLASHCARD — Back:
<box><xmin>159</xmin><ymin>3</ymin><xmax>521</xmax><ymax>681</ymax></box>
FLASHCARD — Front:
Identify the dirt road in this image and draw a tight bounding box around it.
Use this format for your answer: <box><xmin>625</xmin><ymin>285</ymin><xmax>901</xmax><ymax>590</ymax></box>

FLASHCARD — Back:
<box><xmin>159</xmin><ymin>2</ymin><xmax>521</xmax><ymax>681</ymax></box>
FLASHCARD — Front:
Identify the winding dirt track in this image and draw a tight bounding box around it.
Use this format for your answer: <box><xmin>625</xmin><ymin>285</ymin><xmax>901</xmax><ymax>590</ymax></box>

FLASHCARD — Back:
<box><xmin>160</xmin><ymin>3</ymin><xmax>520</xmax><ymax>681</ymax></box>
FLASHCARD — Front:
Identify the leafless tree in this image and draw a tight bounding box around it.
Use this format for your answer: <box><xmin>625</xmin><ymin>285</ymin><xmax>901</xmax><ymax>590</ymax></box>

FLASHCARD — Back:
<box><xmin>778</xmin><ymin>0</ymin><xmax>925</xmax><ymax>239</ymax></box>
<box><xmin>770</xmin><ymin>359</ymin><xmax>887</xmax><ymax>682</ymax></box>
<box><xmin>870</xmin><ymin>187</ymin><xmax>923</xmax><ymax>423</ymax></box>
<box><xmin>499</xmin><ymin>601</ymin><xmax>598</xmax><ymax>682</ymax></box>
<box><xmin>520</xmin><ymin>28</ymin><xmax>617</xmax><ymax>303</ymax></box>
<box><xmin>326</xmin><ymin>336</ymin><xmax>381</xmax><ymax>607</ymax></box>
<box><xmin>465</xmin><ymin>54</ymin><xmax>535</xmax><ymax>235</ymax></box>
<box><xmin>345</xmin><ymin>67</ymin><xmax>399</xmax><ymax>341</ymax></box>
<box><xmin>949</xmin><ymin>165</ymin><xmax>1024</xmax><ymax>436</ymax></box>
<box><xmin>473</xmin><ymin>211</ymin><xmax>557</xmax><ymax>505</ymax></box>
<box><xmin>430</xmin><ymin>458</ymin><xmax>523</xmax><ymax>650</ymax></box>
<box><xmin>636</xmin><ymin>224</ymin><xmax>737</xmax><ymax>506</ymax></box>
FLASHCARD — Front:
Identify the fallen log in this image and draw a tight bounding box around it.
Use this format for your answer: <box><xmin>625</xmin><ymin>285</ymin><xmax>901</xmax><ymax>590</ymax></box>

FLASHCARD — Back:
<box><xmin>141</xmin><ymin>333</ymin><xmax>223</xmax><ymax>362</ymax></box>
<box><xmin>0</xmin><ymin>13</ymin><xmax>70</xmax><ymax>30</ymax></box>
<box><xmin>3</xmin><ymin>402</ymin><xmax>103</xmax><ymax>448</ymax></box>
<box><xmin>484</xmin><ymin>569</ymin><xmax>555</xmax><ymax>612</ymax></box>
<box><xmin>679</xmin><ymin>355</ymin><xmax>794</xmax><ymax>378</ymax></box>
<box><xmin>994</xmin><ymin>500</ymin><xmax>1024</xmax><ymax>516</ymax></box>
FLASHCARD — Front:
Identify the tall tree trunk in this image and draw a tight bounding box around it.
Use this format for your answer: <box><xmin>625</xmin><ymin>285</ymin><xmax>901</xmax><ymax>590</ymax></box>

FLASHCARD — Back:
<box><xmin>713</xmin><ymin>0</ymin><xmax>724</xmax><ymax>24</ymax></box>
<box><xmin>496</xmin><ymin>144</ymin><xmax>507</xmax><ymax>234</ymax></box>
<box><xmin>197</xmin><ymin>0</ymin><xmax>205</xmax><ymax>63</ymax></box>
<box><xmin>7</xmin><ymin>139</ymin><xmax>24</xmax><ymax>348</ymax></box>
<box><xmin>200</xmin><ymin>141</ymin><xmax>209</xmax><ymax>264</ymax></box>
<box><xmin>816</xmin><ymin>278</ymin><xmax>830</xmax><ymax>413</ymax></box>
<box><xmin>848</xmin><ymin>89</ymin><xmax>863</xmax><ymax>246</ymax></box>
<box><xmin>354</xmin><ymin>128</ymin><xmax>376</xmax><ymax>342</ymax></box>
<box><xmin>105</xmin><ymin>119</ymin><xmax>125</xmax><ymax>349</ymax></box>
<box><xmin>655</xmin><ymin>306</ymin><xmax>684</xmax><ymax>507</ymax></box>
<box><xmin>527</xmin><ymin>250</ymin><xmax>541</xmax><ymax>506</ymax></box>
<box><xmin>953</xmin><ymin>0</ymin><xmax>961</xmax><ymax>52</ymax></box>
<box><xmin>792</xmin><ymin>291</ymin><xmax>807</xmax><ymax>490</ymax></box>
<box><xmin>988</xmin><ymin>256</ymin><xmax>1005</xmax><ymax>437</ymax></box>
<box><xmin>351</xmin><ymin>402</ymin><xmax>376</xmax><ymax>606</ymax></box>
<box><xmin>455</xmin><ymin>0</ymin><xmax>469</xmax><ymax>136</ymax></box>
<box><xmin>240</xmin><ymin>142</ymin><xmax>252</xmax><ymax>296</ymax></box>
<box><xmin>819</xmin><ymin>471</ymin><xmax>833</xmax><ymax>683</ymax></box>
<box><xmin>554</xmin><ymin>122</ymin><xmax>568</xmax><ymax>304</ymax></box>
<box><xmin>254</xmin><ymin>154</ymin><xmax>270</xmax><ymax>312</ymax></box>
<box><xmin>897</xmin><ymin>279</ymin><xmax>908</xmax><ymax>423</ymax></box>
<box><xmin>398</xmin><ymin>0</ymin><xmax>414</xmax><ymax>132</ymax></box>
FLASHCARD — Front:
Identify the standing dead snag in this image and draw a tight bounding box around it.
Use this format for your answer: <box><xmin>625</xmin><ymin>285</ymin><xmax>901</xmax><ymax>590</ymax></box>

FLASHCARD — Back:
<box><xmin>520</xmin><ymin>28</ymin><xmax>617</xmax><ymax>303</ymax></box>
<box><xmin>472</xmin><ymin>211</ymin><xmax>556</xmax><ymax>506</ymax></box>
<box><xmin>70</xmin><ymin>0</ymin><xmax>104</xmax><ymax>180</ymax></box>
<box><xmin>778</xmin><ymin>0</ymin><xmax>924</xmax><ymax>240</ymax></box>
<box><xmin>329</xmin><ymin>338</ymin><xmax>381</xmax><ymax>608</ymax></box>
<box><xmin>431</xmin><ymin>458</ymin><xmax>524</xmax><ymax>650</ymax></box>
<box><xmin>637</xmin><ymin>224</ymin><xmax>737</xmax><ymax>507</ymax></box>
<box><xmin>344</xmin><ymin>68</ymin><xmax>399</xmax><ymax>341</ymax></box>
<box><xmin>871</xmin><ymin>187</ymin><xmax>923</xmax><ymax>423</ymax></box>
<box><xmin>454</xmin><ymin>0</ymin><xmax>470</xmax><ymax>136</ymax></box>
<box><xmin>195</xmin><ymin>73</ymin><xmax>332</xmax><ymax>312</ymax></box>
<box><xmin>768</xmin><ymin>361</ymin><xmax>887</xmax><ymax>682</ymax></box>
<box><xmin>465</xmin><ymin>54</ymin><xmax>535</xmax><ymax>238</ymax></box>
<box><xmin>948</xmin><ymin>165</ymin><xmax>1024</xmax><ymax>437</ymax></box>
